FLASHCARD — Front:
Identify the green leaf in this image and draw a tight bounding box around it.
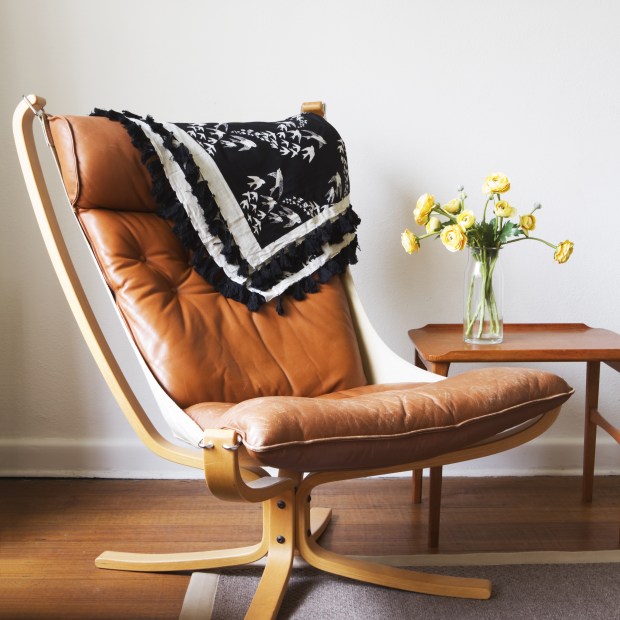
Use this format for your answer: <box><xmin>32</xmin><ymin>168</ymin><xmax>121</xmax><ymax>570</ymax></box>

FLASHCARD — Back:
<box><xmin>466</xmin><ymin>220</ymin><xmax>501</xmax><ymax>249</ymax></box>
<box><xmin>498</xmin><ymin>221</ymin><xmax>517</xmax><ymax>244</ymax></box>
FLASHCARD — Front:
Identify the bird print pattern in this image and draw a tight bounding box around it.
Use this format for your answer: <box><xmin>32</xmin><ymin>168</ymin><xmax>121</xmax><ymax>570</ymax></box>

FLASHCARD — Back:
<box><xmin>179</xmin><ymin>113</ymin><xmax>350</xmax><ymax>243</ymax></box>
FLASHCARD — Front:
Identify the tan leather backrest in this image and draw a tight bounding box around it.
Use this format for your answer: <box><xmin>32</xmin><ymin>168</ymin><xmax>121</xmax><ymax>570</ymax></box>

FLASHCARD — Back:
<box><xmin>49</xmin><ymin>115</ymin><xmax>368</xmax><ymax>408</ymax></box>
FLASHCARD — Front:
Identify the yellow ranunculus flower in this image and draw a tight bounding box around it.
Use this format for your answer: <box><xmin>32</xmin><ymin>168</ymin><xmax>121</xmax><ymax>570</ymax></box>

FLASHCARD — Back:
<box><xmin>554</xmin><ymin>240</ymin><xmax>574</xmax><ymax>264</ymax></box>
<box><xmin>520</xmin><ymin>214</ymin><xmax>536</xmax><ymax>236</ymax></box>
<box><xmin>413</xmin><ymin>193</ymin><xmax>435</xmax><ymax>226</ymax></box>
<box><xmin>483</xmin><ymin>173</ymin><xmax>511</xmax><ymax>195</ymax></box>
<box><xmin>495</xmin><ymin>200</ymin><xmax>516</xmax><ymax>218</ymax></box>
<box><xmin>426</xmin><ymin>216</ymin><xmax>442</xmax><ymax>233</ymax></box>
<box><xmin>442</xmin><ymin>198</ymin><xmax>462</xmax><ymax>214</ymax></box>
<box><xmin>457</xmin><ymin>210</ymin><xmax>476</xmax><ymax>230</ymax></box>
<box><xmin>440</xmin><ymin>224</ymin><xmax>467</xmax><ymax>252</ymax></box>
<box><xmin>401</xmin><ymin>228</ymin><xmax>420</xmax><ymax>254</ymax></box>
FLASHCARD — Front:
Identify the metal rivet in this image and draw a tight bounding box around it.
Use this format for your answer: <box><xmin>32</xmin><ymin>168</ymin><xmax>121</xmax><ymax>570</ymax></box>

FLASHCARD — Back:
<box><xmin>276</xmin><ymin>536</ymin><xmax>285</xmax><ymax>544</ymax></box>
<box><xmin>277</xmin><ymin>500</ymin><xmax>286</xmax><ymax>509</ymax></box>
<box><xmin>222</xmin><ymin>437</ymin><xmax>243</xmax><ymax>451</ymax></box>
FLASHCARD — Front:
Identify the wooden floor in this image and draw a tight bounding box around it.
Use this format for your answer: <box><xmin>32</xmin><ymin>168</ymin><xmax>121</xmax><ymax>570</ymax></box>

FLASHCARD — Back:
<box><xmin>1</xmin><ymin>476</ymin><xmax>618</xmax><ymax>619</ymax></box>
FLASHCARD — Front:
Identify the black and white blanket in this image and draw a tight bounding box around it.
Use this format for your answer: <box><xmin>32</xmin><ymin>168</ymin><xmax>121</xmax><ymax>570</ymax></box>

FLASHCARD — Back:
<box><xmin>92</xmin><ymin>107</ymin><xmax>360</xmax><ymax>313</ymax></box>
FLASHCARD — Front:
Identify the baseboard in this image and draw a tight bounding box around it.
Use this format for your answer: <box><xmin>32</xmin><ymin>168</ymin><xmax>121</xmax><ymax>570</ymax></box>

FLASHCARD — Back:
<box><xmin>0</xmin><ymin>437</ymin><xmax>204</xmax><ymax>479</ymax></box>
<box><xmin>0</xmin><ymin>436</ymin><xmax>618</xmax><ymax>478</ymax></box>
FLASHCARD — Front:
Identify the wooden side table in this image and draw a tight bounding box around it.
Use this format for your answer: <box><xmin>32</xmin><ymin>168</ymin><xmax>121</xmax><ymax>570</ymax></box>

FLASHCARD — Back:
<box><xmin>408</xmin><ymin>323</ymin><xmax>620</xmax><ymax>548</ymax></box>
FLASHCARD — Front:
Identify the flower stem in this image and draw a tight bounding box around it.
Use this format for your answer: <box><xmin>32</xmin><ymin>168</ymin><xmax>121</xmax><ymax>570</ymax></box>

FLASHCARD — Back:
<box><xmin>434</xmin><ymin>207</ymin><xmax>458</xmax><ymax>222</ymax></box>
<box><xmin>464</xmin><ymin>248</ymin><xmax>501</xmax><ymax>341</ymax></box>
<box><xmin>482</xmin><ymin>196</ymin><xmax>493</xmax><ymax>223</ymax></box>
<box><xmin>503</xmin><ymin>236</ymin><xmax>556</xmax><ymax>248</ymax></box>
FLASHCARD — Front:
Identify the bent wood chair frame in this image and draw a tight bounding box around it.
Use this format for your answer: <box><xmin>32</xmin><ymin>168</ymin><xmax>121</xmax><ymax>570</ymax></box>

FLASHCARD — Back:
<box><xmin>14</xmin><ymin>95</ymin><xmax>562</xmax><ymax>618</ymax></box>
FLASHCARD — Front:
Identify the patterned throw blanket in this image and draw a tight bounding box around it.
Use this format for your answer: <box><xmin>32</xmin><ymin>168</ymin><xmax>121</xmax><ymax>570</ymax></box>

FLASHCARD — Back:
<box><xmin>92</xmin><ymin>108</ymin><xmax>360</xmax><ymax>313</ymax></box>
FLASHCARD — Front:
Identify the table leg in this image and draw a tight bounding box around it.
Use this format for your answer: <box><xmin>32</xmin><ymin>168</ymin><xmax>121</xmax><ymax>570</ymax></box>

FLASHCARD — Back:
<box><xmin>412</xmin><ymin>469</ymin><xmax>423</xmax><ymax>504</ymax></box>
<box><xmin>413</xmin><ymin>352</ymin><xmax>451</xmax><ymax>377</ymax></box>
<box><xmin>412</xmin><ymin>354</ymin><xmax>450</xmax><ymax>540</ymax></box>
<box><xmin>414</xmin><ymin>349</ymin><xmax>426</xmax><ymax>372</ymax></box>
<box><xmin>582</xmin><ymin>361</ymin><xmax>600</xmax><ymax>503</ymax></box>
<box><xmin>425</xmin><ymin>363</ymin><xmax>449</xmax><ymax>547</ymax></box>
<box><xmin>412</xmin><ymin>350</ymin><xmax>429</xmax><ymax>504</ymax></box>
<box><xmin>428</xmin><ymin>466</ymin><xmax>443</xmax><ymax>548</ymax></box>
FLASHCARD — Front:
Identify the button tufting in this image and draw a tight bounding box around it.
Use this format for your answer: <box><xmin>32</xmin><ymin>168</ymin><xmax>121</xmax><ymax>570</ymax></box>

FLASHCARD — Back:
<box><xmin>138</xmin><ymin>255</ymin><xmax>147</xmax><ymax>262</ymax></box>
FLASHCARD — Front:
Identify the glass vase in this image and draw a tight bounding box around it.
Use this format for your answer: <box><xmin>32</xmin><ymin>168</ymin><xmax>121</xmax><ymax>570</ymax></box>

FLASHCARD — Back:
<box><xmin>463</xmin><ymin>246</ymin><xmax>503</xmax><ymax>344</ymax></box>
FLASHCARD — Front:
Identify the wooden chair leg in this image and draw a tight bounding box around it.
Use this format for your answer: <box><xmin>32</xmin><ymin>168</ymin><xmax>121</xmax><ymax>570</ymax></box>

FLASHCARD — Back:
<box><xmin>95</xmin><ymin>541</ymin><xmax>267</xmax><ymax>572</ymax></box>
<box><xmin>279</xmin><ymin>468</ymin><xmax>333</xmax><ymax>542</ymax></box>
<box><xmin>309</xmin><ymin>506</ymin><xmax>333</xmax><ymax>541</ymax></box>
<box><xmin>295</xmin><ymin>472</ymin><xmax>491</xmax><ymax>600</ymax></box>
<box><xmin>96</xmin><ymin>490</ymin><xmax>271</xmax><ymax>572</ymax></box>
<box><xmin>245</xmin><ymin>490</ymin><xmax>295</xmax><ymax>620</ymax></box>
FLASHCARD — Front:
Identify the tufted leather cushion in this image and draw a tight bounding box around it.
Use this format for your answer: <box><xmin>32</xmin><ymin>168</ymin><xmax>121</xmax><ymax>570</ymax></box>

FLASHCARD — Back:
<box><xmin>49</xmin><ymin>115</ymin><xmax>157</xmax><ymax>212</ymax></box>
<box><xmin>48</xmin><ymin>115</ymin><xmax>368</xmax><ymax>408</ymax></box>
<box><xmin>187</xmin><ymin>368</ymin><xmax>573</xmax><ymax>471</ymax></box>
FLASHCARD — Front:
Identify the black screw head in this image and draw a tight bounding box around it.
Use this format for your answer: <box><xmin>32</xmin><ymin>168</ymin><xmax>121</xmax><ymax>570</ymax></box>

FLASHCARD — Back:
<box><xmin>276</xmin><ymin>535</ymin><xmax>285</xmax><ymax>544</ymax></box>
<box><xmin>277</xmin><ymin>500</ymin><xmax>286</xmax><ymax>509</ymax></box>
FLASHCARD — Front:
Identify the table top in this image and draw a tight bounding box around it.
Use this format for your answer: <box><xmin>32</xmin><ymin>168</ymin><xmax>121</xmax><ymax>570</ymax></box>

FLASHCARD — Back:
<box><xmin>408</xmin><ymin>323</ymin><xmax>620</xmax><ymax>363</ymax></box>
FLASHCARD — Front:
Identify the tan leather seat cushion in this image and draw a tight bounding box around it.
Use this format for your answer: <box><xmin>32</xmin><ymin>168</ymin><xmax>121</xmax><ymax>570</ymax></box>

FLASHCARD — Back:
<box><xmin>186</xmin><ymin>368</ymin><xmax>573</xmax><ymax>471</ymax></box>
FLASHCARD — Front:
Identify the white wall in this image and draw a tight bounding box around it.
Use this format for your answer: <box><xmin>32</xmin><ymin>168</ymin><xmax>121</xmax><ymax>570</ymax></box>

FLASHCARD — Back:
<box><xmin>1</xmin><ymin>0</ymin><xmax>619</xmax><ymax>477</ymax></box>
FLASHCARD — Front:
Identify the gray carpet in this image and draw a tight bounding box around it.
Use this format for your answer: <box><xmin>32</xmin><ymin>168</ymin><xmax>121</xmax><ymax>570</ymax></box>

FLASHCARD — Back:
<box><xmin>207</xmin><ymin>563</ymin><xmax>620</xmax><ymax>619</ymax></box>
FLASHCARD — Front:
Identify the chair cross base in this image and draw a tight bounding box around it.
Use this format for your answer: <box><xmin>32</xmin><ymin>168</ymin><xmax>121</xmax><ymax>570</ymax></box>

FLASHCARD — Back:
<box><xmin>94</xmin><ymin>412</ymin><xmax>560</xmax><ymax>617</ymax></box>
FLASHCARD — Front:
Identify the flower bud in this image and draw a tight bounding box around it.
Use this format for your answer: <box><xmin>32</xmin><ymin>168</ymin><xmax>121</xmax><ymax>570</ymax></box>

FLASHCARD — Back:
<box><xmin>443</xmin><ymin>198</ymin><xmax>462</xmax><ymax>214</ymax></box>
<box><xmin>426</xmin><ymin>216</ymin><xmax>442</xmax><ymax>233</ymax></box>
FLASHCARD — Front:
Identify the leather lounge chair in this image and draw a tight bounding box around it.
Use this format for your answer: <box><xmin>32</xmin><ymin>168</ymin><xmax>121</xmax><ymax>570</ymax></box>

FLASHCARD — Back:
<box><xmin>13</xmin><ymin>95</ymin><xmax>573</xmax><ymax>619</ymax></box>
